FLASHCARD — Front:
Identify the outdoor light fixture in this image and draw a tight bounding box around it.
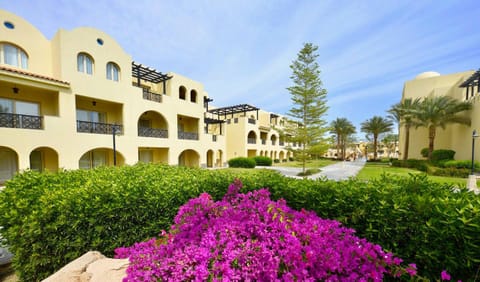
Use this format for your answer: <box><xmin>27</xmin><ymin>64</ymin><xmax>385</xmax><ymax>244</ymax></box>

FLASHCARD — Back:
<box><xmin>472</xmin><ymin>130</ymin><xmax>479</xmax><ymax>175</ymax></box>
<box><xmin>12</xmin><ymin>86</ymin><xmax>19</xmax><ymax>94</ymax></box>
<box><xmin>92</xmin><ymin>100</ymin><xmax>97</xmax><ymax>106</ymax></box>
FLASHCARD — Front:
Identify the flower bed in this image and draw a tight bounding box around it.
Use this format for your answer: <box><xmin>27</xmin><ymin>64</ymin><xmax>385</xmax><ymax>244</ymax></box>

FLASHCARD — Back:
<box><xmin>115</xmin><ymin>180</ymin><xmax>415</xmax><ymax>281</ymax></box>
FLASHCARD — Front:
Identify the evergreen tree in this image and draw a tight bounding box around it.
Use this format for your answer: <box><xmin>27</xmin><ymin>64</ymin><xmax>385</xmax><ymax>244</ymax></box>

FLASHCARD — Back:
<box><xmin>286</xmin><ymin>43</ymin><xmax>328</xmax><ymax>174</ymax></box>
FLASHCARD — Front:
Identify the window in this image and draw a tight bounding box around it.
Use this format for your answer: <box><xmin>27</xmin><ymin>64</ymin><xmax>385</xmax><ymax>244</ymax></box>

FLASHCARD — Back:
<box><xmin>0</xmin><ymin>43</ymin><xmax>28</xmax><ymax>69</ymax></box>
<box><xmin>30</xmin><ymin>150</ymin><xmax>43</xmax><ymax>172</ymax></box>
<box><xmin>106</xmin><ymin>62</ymin><xmax>120</xmax><ymax>81</ymax></box>
<box><xmin>77</xmin><ymin>53</ymin><xmax>93</xmax><ymax>74</ymax></box>
<box><xmin>179</xmin><ymin>86</ymin><xmax>186</xmax><ymax>100</ymax></box>
<box><xmin>190</xmin><ymin>90</ymin><xmax>197</xmax><ymax>103</ymax></box>
<box><xmin>0</xmin><ymin>98</ymin><xmax>39</xmax><ymax>115</ymax></box>
<box><xmin>76</xmin><ymin>109</ymin><xmax>106</xmax><ymax>123</ymax></box>
<box><xmin>139</xmin><ymin>150</ymin><xmax>153</xmax><ymax>163</ymax></box>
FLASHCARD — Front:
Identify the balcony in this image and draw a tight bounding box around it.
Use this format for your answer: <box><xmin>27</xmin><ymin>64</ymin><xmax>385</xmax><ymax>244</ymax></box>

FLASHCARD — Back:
<box><xmin>0</xmin><ymin>113</ymin><xmax>43</xmax><ymax>129</ymax></box>
<box><xmin>142</xmin><ymin>88</ymin><xmax>162</xmax><ymax>103</ymax></box>
<box><xmin>138</xmin><ymin>127</ymin><xmax>168</xmax><ymax>138</ymax></box>
<box><xmin>248</xmin><ymin>118</ymin><xmax>256</xmax><ymax>124</ymax></box>
<box><xmin>279</xmin><ymin>141</ymin><xmax>285</xmax><ymax>146</ymax></box>
<box><xmin>261</xmin><ymin>139</ymin><xmax>266</xmax><ymax>145</ymax></box>
<box><xmin>77</xmin><ymin>121</ymin><xmax>123</xmax><ymax>135</ymax></box>
<box><xmin>178</xmin><ymin>131</ymin><xmax>199</xmax><ymax>140</ymax></box>
<box><xmin>248</xmin><ymin>138</ymin><xmax>256</xmax><ymax>144</ymax></box>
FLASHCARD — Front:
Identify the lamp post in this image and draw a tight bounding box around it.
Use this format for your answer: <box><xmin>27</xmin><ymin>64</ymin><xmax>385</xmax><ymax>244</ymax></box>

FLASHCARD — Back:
<box><xmin>472</xmin><ymin>130</ymin><xmax>479</xmax><ymax>175</ymax></box>
<box><xmin>112</xmin><ymin>124</ymin><xmax>119</xmax><ymax>166</ymax></box>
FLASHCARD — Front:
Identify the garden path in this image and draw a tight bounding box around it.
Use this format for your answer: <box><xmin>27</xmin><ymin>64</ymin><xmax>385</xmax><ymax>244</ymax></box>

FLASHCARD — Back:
<box><xmin>258</xmin><ymin>158</ymin><xmax>366</xmax><ymax>181</ymax></box>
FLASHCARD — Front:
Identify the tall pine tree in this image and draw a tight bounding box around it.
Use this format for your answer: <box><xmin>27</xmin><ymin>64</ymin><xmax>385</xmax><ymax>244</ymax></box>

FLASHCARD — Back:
<box><xmin>286</xmin><ymin>43</ymin><xmax>328</xmax><ymax>174</ymax></box>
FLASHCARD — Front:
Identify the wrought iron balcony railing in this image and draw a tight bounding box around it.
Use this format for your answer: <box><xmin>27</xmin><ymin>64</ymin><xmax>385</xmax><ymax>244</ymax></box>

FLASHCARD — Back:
<box><xmin>261</xmin><ymin>139</ymin><xmax>266</xmax><ymax>145</ymax></box>
<box><xmin>248</xmin><ymin>118</ymin><xmax>256</xmax><ymax>124</ymax></box>
<box><xmin>279</xmin><ymin>141</ymin><xmax>285</xmax><ymax>146</ymax></box>
<box><xmin>247</xmin><ymin>138</ymin><xmax>256</xmax><ymax>144</ymax></box>
<box><xmin>77</xmin><ymin>120</ymin><xmax>123</xmax><ymax>135</ymax></box>
<box><xmin>142</xmin><ymin>88</ymin><xmax>162</xmax><ymax>103</ymax></box>
<box><xmin>178</xmin><ymin>131</ymin><xmax>199</xmax><ymax>140</ymax></box>
<box><xmin>0</xmin><ymin>113</ymin><xmax>43</xmax><ymax>129</ymax></box>
<box><xmin>138</xmin><ymin>127</ymin><xmax>168</xmax><ymax>138</ymax></box>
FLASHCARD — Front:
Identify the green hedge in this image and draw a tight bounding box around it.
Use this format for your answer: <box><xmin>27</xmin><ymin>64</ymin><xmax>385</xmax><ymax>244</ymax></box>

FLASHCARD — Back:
<box><xmin>1</xmin><ymin>164</ymin><xmax>480</xmax><ymax>280</ymax></box>
<box><xmin>227</xmin><ymin>157</ymin><xmax>256</xmax><ymax>168</ymax></box>
<box><xmin>252</xmin><ymin>156</ymin><xmax>273</xmax><ymax>166</ymax></box>
<box><xmin>431</xmin><ymin>149</ymin><xmax>455</xmax><ymax>164</ymax></box>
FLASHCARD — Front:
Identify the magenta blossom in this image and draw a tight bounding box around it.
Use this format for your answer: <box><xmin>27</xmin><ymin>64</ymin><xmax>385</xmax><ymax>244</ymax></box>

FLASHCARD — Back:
<box><xmin>441</xmin><ymin>270</ymin><xmax>451</xmax><ymax>281</ymax></box>
<box><xmin>116</xmin><ymin>180</ymin><xmax>416</xmax><ymax>281</ymax></box>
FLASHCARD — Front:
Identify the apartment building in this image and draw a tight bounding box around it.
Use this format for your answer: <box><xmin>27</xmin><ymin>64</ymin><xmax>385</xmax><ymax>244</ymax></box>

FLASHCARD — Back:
<box><xmin>400</xmin><ymin>70</ymin><xmax>478</xmax><ymax>160</ymax></box>
<box><xmin>0</xmin><ymin>9</ymin><xmax>231</xmax><ymax>184</ymax></box>
<box><xmin>206</xmin><ymin>104</ymin><xmax>293</xmax><ymax>161</ymax></box>
<box><xmin>0</xmin><ymin>10</ymin><xmax>296</xmax><ymax>184</ymax></box>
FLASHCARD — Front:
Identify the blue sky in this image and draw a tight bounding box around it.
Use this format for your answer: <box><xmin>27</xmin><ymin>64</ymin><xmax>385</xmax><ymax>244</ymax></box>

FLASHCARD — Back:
<box><xmin>3</xmin><ymin>1</ymin><xmax>480</xmax><ymax>136</ymax></box>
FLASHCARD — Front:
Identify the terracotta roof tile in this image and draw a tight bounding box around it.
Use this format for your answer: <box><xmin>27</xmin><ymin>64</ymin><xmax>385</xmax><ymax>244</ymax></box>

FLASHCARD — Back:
<box><xmin>0</xmin><ymin>65</ymin><xmax>70</xmax><ymax>85</ymax></box>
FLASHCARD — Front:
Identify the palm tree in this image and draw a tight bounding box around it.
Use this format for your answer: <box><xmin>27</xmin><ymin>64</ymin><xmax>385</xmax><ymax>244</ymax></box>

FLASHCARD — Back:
<box><xmin>329</xmin><ymin>118</ymin><xmax>356</xmax><ymax>160</ymax></box>
<box><xmin>361</xmin><ymin>116</ymin><xmax>393</xmax><ymax>160</ymax></box>
<box><xmin>387</xmin><ymin>98</ymin><xmax>421</xmax><ymax>160</ymax></box>
<box><xmin>414</xmin><ymin>95</ymin><xmax>472</xmax><ymax>160</ymax></box>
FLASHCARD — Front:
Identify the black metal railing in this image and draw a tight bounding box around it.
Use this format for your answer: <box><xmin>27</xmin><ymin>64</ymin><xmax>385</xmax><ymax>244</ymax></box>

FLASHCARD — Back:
<box><xmin>248</xmin><ymin>138</ymin><xmax>256</xmax><ymax>144</ymax></box>
<box><xmin>279</xmin><ymin>141</ymin><xmax>285</xmax><ymax>146</ymax></box>
<box><xmin>248</xmin><ymin>118</ymin><xmax>256</xmax><ymax>124</ymax></box>
<box><xmin>77</xmin><ymin>120</ymin><xmax>123</xmax><ymax>135</ymax></box>
<box><xmin>178</xmin><ymin>131</ymin><xmax>199</xmax><ymax>140</ymax></box>
<box><xmin>138</xmin><ymin>127</ymin><xmax>168</xmax><ymax>138</ymax></box>
<box><xmin>0</xmin><ymin>113</ymin><xmax>43</xmax><ymax>129</ymax></box>
<box><xmin>142</xmin><ymin>88</ymin><xmax>162</xmax><ymax>103</ymax></box>
<box><xmin>261</xmin><ymin>139</ymin><xmax>266</xmax><ymax>145</ymax></box>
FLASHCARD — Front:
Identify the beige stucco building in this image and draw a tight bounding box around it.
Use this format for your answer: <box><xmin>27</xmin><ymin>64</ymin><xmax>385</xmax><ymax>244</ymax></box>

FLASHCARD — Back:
<box><xmin>400</xmin><ymin>70</ymin><xmax>478</xmax><ymax>160</ymax></box>
<box><xmin>0</xmin><ymin>10</ymin><xmax>295</xmax><ymax>184</ymax></box>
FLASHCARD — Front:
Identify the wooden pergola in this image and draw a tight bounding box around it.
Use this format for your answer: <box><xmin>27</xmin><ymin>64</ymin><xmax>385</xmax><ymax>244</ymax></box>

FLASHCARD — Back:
<box><xmin>132</xmin><ymin>62</ymin><xmax>172</xmax><ymax>94</ymax></box>
<box><xmin>208</xmin><ymin>104</ymin><xmax>259</xmax><ymax>120</ymax></box>
<box><xmin>460</xmin><ymin>69</ymin><xmax>480</xmax><ymax>100</ymax></box>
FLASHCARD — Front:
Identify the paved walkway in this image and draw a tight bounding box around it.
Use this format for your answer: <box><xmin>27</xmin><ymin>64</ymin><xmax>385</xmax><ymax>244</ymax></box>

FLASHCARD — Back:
<box><xmin>258</xmin><ymin>158</ymin><xmax>366</xmax><ymax>181</ymax></box>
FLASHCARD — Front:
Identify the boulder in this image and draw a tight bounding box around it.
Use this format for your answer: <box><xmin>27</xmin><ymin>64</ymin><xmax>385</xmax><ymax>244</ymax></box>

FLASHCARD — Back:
<box><xmin>42</xmin><ymin>251</ymin><xmax>128</xmax><ymax>282</ymax></box>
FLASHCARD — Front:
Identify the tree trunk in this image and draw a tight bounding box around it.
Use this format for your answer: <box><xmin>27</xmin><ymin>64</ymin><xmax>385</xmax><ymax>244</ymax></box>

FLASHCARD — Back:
<box><xmin>403</xmin><ymin>125</ymin><xmax>410</xmax><ymax>161</ymax></box>
<box><xmin>336</xmin><ymin>135</ymin><xmax>341</xmax><ymax>160</ymax></box>
<box><xmin>428</xmin><ymin>126</ymin><xmax>436</xmax><ymax>160</ymax></box>
<box><xmin>373</xmin><ymin>134</ymin><xmax>378</xmax><ymax>160</ymax></box>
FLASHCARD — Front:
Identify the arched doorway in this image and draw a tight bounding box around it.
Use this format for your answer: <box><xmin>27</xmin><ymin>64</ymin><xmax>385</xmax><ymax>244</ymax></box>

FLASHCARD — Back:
<box><xmin>206</xmin><ymin>150</ymin><xmax>214</xmax><ymax>168</ymax></box>
<box><xmin>247</xmin><ymin>131</ymin><xmax>257</xmax><ymax>144</ymax></box>
<box><xmin>216</xmin><ymin>150</ymin><xmax>223</xmax><ymax>167</ymax></box>
<box><xmin>137</xmin><ymin>111</ymin><xmax>168</xmax><ymax>138</ymax></box>
<box><xmin>30</xmin><ymin>147</ymin><xmax>59</xmax><ymax>172</ymax></box>
<box><xmin>178</xmin><ymin>149</ymin><xmax>200</xmax><ymax>167</ymax></box>
<box><xmin>0</xmin><ymin>146</ymin><xmax>18</xmax><ymax>184</ymax></box>
<box><xmin>79</xmin><ymin>148</ymin><xmax>125</xmax><ymax>169</ymax></box>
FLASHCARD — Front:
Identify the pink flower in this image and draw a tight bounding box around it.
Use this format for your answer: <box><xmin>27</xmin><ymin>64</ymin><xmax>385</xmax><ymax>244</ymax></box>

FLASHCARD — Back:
<box><xmin>441</xmin><ymin>270</ymin><xmax>451</xmax><ymax>280</ymax></box>
<box><xmin>406</xmin><ymin>263</ymin><xmax>417</xmax><ymax>276</ymax></box>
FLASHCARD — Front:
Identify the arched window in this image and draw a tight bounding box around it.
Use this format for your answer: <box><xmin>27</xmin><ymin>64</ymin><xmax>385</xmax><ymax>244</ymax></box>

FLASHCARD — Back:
<box><xmin>0</xmin><ymin>43</ymin><xmax>28</xmax><ymax>69</ymax></box>
<box><xmin>77</xmin><ymin>53</ymin><xmax>94</xmax><ymax>75</ymax></box>
<box><xmin>179</xmin><ymin>86</ymin><xmax>186</xmax><ymax>100</ymax></box>
<box><xmin>106</xmin><ymin>62</ymin><xmax>120</xmax><ymax>81</ymax></box>
<box><xmin>190</xmin><ymin>89</ymin><xmax>197</xmax><ymax>103</ymax></box>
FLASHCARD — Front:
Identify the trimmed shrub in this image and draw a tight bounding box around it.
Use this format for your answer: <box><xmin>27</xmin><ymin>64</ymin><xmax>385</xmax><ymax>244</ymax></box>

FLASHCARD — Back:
<box><xmin>442</xmin><ymin>159</ymin><xmax>480</xmax><ymax>170</ymax></box>
<box><xmin>297</xmin><ymin>168</ymin><xmax>320</xmax><ymax>176</ymax></box>
<box><xmin>420</xmin><ymin>148</ymin><xmax>429</xmax><ymax>158</ymax></box>
<box><xmin>431</xmin><ymin>149</ymin><xmax>455</xmax><ymax>164</ymax></box>
<box><xmin>1</xmin><ymin>164</ymin><xmax>478</xmax><ymax>280</ymax></box>
<box><xmin>252</xmin><ymin>156</ymin><xmax>272</xmax><ymax>166</ymax></box>
<box><xmin>228</xmin><ymin>157</ymin><xmax>256</xmax><ymax>168</ymax></box>
<box><xmin>288</xmin><ymin>157</ymin><xmax>294</xmax><ymax>162</ymax></box>
<box><xmin>274</xmin><ymin>158</ymin><xmax>280</xmax><ymax>163</ymax></box>
<box><xmin>430</xmin><ymin>167</ymin><xmax>470</xmax><ymax>178</ymax></box>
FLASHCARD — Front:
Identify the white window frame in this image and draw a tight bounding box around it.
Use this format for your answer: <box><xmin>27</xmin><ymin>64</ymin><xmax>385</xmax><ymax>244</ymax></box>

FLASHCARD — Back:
<box><xmin>106</xmin><ymin>62</ymin><xmax>120</xmax><ymax>81</ymax></box>
<box><xmin>77</xmin><ymin>53</ymin><xmax>94</xmax><ymax>75</ymax></box>
<box><xmin>0</xmin><ymin>43</ymin><xmax>28</xmax><ymax>69</ymax></box>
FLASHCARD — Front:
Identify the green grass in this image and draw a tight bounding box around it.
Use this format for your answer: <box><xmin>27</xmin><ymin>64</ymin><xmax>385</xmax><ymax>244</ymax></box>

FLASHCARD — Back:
<box><xmin>274</xmin><ymin>159</ymin><xmax>337</xmax><ymax>168</ymax></box>
<box><xmin>357</xmin><ymin>162</ymin><xmax>470</xmax><ymax>186</ymax></box>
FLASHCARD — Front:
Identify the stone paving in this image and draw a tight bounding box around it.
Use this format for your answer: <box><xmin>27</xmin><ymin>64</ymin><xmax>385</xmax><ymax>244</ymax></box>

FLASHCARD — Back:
<box><xmin>258</xmin><ymin>158</ymin><xmax>366</xmax><ymax>181</ymax></box>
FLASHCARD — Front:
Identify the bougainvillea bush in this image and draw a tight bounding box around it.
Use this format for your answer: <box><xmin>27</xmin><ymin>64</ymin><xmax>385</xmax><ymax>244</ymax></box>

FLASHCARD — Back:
<box><xmin>115</xmin><ymin>180</ymin><xmax>416</xmax><ymax>281</ymax></box>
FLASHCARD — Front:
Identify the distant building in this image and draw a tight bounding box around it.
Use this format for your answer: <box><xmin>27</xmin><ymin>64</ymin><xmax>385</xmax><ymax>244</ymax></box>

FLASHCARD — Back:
<box><xmin>400</xmin><ymin>70</ymin><xmax>477</xmax><ymax>160</ymax></box>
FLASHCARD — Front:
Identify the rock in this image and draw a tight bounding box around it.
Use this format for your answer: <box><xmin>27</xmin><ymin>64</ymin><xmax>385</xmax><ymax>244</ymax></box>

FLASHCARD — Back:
<box><xmin>42</xmin><ymin>251</ymin><xmax>128</xmax><ymax>282</ymax></box>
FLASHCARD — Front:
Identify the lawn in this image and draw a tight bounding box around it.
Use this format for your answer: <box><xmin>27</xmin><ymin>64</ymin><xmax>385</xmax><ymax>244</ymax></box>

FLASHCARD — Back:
<box><xmin>274</xmin><ymin>158</ymin><xmax>338</xmax><ymax>168</ymax></box>
<box><xmin>356</xmin><ymin>162</ymin><xmax>470</xmax><ymax>186</ymax></box>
